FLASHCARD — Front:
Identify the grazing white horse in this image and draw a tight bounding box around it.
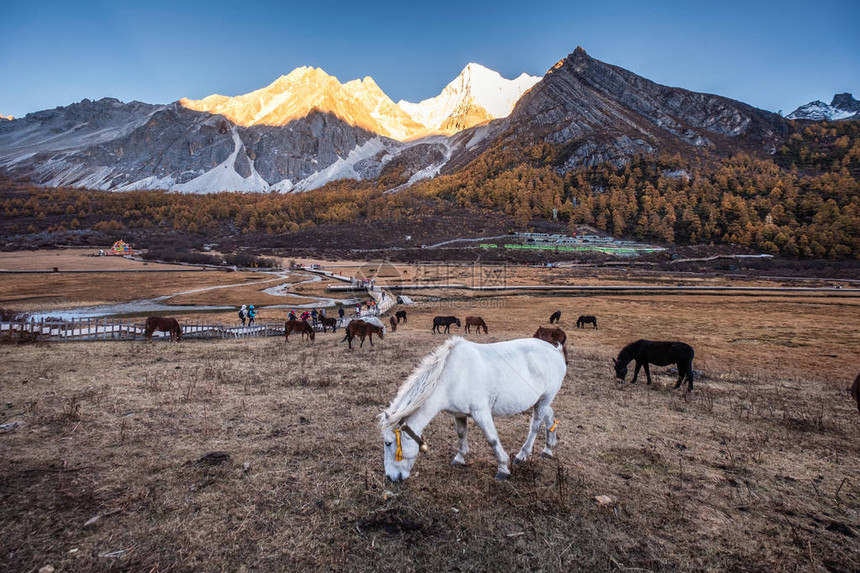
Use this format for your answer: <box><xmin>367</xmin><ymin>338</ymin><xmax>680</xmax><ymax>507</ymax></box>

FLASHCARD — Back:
<box><xmin>380</xmin><ymin>336</ymin><xmax>567</xmax><ymax>482</ymax></box>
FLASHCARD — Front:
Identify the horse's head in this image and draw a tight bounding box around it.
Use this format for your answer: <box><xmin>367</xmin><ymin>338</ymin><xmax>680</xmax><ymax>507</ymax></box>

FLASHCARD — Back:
<box><xmin>613</xmin><ymin>357</ymin><xmax>627</xmax><ymax>381</ymax></box>
<box><xmin>308</xmin><ymin>327</ymin><xmax>316</xmax><ymax>340</ymax></box>
<box><xmin>376</xmin><ymin>326</ymin><xmax>384</xmax><ymax>340</ymax></box>
<box><xmin>455</xmin><ymin>318</ymin><xmax>461</xmax><ymax>327</ymax></box>
<box><xmin>382</xmin><ymin>423</ymin><xmax>427</xmax><ymax>482</ymax></box>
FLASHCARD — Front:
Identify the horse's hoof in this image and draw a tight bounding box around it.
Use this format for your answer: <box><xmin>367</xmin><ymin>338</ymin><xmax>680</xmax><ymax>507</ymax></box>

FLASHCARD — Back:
<box><xmin>495</xmin><ymin>472</ymin><xmax>510</xmax><ymax>481</ymax></box>
<box><xmin>513</xmin><ymin>456</ymin><xmax>526</xmax><ymax>466</ymax></box>
<box><xmin>452</xmin><ymin>459</ymin><xmax>466</xmax><ymax>467</ymax></box>
<box><xmin>540</xmin><ymin>452</ymin><xmax>554</xmax><ymax>459</ymax></box>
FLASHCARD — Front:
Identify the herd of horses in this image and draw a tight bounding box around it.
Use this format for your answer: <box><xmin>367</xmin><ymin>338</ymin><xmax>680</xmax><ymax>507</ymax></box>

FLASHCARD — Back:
<box><xmin>380</xmin><ymin>308</ymin><xmax>703</xmax><ymax>483</ymax></box>
<box><xmin>144</xmin><ymin>301</ymin><xmax>859</xmax><ymax>473</ymax></box>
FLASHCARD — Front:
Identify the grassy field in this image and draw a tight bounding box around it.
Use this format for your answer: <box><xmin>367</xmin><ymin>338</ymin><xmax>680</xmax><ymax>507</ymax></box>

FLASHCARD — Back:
<box><xmin>1</xmin><ymin>293</ymin><xmax>858</xmax><ymax>572</ymax></box>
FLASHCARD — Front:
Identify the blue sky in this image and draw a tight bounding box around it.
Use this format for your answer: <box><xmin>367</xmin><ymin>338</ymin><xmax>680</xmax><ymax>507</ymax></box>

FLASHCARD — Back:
<box><xmin>1</xmin><ymin>0</ymin><xmax>858</xmax><ymax>118</ymax></box>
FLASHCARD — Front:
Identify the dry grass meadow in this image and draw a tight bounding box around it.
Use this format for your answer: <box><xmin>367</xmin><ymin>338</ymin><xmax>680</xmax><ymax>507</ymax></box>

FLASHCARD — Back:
<box><xmin>2</xmin><ymin>288</ymin><xmax>859</xmax><ymax>572</ymax></box>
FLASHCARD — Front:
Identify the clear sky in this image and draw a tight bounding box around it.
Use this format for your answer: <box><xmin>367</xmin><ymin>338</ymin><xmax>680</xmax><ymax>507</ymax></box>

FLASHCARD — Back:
<box><xmin>1</xmin><ymin>0</ymin><xmax>858</xmax><ymax>119</ymax></box>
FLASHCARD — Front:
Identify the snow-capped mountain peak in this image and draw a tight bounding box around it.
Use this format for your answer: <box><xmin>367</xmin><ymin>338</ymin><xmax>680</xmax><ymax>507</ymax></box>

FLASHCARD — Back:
<box><xmin>786</xmin><ymin>93</ymin><xmax>859</xmax><ymax>121</ymax></box>
<box><xmin>397</xmin><ymin>64</ymin><xmax>541</xmax><ymax>134</ymax></box>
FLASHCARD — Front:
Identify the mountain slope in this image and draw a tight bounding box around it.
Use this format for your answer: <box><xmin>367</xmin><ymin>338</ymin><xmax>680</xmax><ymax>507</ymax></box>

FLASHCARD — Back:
<box><xmin>787</xmin><ymin>93</ymin><xmax>859</xmax><ymax>121</ymax></box>
<box><xmin>0</xmin><ymin>99</ymin><xmax>410</xmax><ymax>192</ymax></box>
<box><xmin>448</xmin><ymin>47</ymin><xmax>790</xmax><ymax>172</ymax></box>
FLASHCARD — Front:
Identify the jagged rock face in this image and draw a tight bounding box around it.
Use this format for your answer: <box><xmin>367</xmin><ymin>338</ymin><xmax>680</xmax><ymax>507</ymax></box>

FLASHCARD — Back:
<box><xmin>830</xmin><ymin>93</ymin><xmax>860</xmax><ymax>114</ymax></box>
<box><xmin>505</xmin><ymin>47</ymin><xmax>789</xmax><ymax>168</ymax></box>
<box><xmin>788</xmin><ymin>93</ymin><xmax>859</xmax><ymax>121</ymax></box>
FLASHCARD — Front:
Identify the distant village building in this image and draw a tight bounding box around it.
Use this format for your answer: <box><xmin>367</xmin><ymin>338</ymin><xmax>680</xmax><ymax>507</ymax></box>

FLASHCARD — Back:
<box><xmin>105</xmin><ymin>240</ymin><xmax>135</xmax><ymax>256</ymax></box>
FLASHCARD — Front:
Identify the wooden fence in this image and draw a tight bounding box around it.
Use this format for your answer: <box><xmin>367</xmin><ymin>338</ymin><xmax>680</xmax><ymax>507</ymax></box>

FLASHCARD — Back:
<box><xmin>0</xmin><ymin>318</ymin><xmax>291</xmax><ymax>342</ymax></box>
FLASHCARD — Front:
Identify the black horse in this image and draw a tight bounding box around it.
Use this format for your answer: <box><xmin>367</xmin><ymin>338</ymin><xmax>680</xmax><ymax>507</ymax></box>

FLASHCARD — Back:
<box><xmin>613</xmin><ymin>340</ymin><xmax>696</xmax><ymax>390</ymax></box>
<box><xmin>576</xmin><ymin>315</ymin><xmax>597</xmax><ymax>329</ymax></box>
<box><xmin>549</xmin><ymin>310</ymin><xmax>562</xmax><ymax>324</ymax></box>
<box><xmin>432</xmin><ymin>316</ymin><xmax>461</xmax><ymax>334</ymax></box>
<box><xmin>395</xmin><ymin>310</ymin><xmax>407</xmax><ymax>323</ymax></box>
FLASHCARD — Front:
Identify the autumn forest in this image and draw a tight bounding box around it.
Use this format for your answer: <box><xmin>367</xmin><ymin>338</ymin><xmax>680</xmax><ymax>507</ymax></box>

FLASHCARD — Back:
<box><xmin>1</xmin><ymin>121</ymin><xmax>858</xmax><ymax>259</ymax></box>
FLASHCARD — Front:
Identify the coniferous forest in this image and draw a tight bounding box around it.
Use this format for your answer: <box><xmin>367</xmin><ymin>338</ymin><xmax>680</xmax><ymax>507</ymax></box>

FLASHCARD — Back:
<box><xmin>2</xmin><ymin>121</ymin><xmax>858</xmax><ymax>259</ymax></box>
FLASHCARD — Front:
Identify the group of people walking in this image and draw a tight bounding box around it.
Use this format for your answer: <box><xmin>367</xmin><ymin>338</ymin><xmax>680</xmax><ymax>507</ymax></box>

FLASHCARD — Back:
<box><xmin>287</xmin><ymin>307</ymin><xmax>327</xmax><ymax>324</ymax></box>
<box><xmin>238</xmin><ymin>304</ymin><xmax>257</xmax><ymax>326</ymax></box>
<box><xmin>355</xmin><ymin>299</ymin><xmax>378</xmax><ymax>315</ymax></box>
<box><xmin>238</xmin><ymin>303</ymin><xmax>367</xmax><ymax>328</ymax></box>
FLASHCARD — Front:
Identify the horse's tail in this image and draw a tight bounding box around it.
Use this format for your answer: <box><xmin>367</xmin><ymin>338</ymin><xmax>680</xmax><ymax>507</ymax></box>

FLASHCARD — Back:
<box><xmin>380</xmin><ymin>337</ymin><xmax>463</xmax><ymax>431</ymax></box>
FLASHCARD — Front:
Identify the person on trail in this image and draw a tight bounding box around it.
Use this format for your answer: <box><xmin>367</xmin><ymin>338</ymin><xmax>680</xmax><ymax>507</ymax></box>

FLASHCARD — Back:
<box><xmin>300</xmin><ymin>311</ymin><xmax>310</xmax><ymax>322</ymax></box>
<box><xmin>239</xmin><ymin>305</ymin><xmax>247</xmax><ymax>326</ymax></box>
<box><xmin>288</xmin><ymin>310</ymin><xmax>297</xmax><ymax>321</ymax></box>
<box><xmin>320</xmin><ymin>308</ymin><xmax>326</xmax><ymax>318</ymax></box>
<box><xmin>338</xmin><ymin>306</ymin><xmax>345</xmax><ymax>320</ymax></box>
<box><xmin>311</xmin><ymin>309</ymin><xmax>318</xmax><ymax>325</ymax></box>
<box><xmin>248</xmin><ymin>305</ymin><xmax>257</xmax><ymax>326</ymax></box>
<box><xmin>355</xmin><ymin>303</ymin><xmax>362</xmax><ymax>316</ymax></box>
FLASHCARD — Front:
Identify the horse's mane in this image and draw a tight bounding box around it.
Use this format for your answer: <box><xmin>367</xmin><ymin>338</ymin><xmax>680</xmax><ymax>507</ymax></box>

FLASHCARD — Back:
<box><xmin>380</xmin><ymin>336</ymin><xmax>463</xmax><ymax>431</ymax></box>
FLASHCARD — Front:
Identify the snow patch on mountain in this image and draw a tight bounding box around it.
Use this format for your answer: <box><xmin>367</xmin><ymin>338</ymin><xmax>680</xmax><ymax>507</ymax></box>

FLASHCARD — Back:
<box><xmin>787</xmin><ymin>101</ymin><xmax>855</xmax><ymax>121</ymax></box>
<box><xmin>293</xmin><ymin>137</ymin><xmax>397</xmax><ymax>192</ymax></box>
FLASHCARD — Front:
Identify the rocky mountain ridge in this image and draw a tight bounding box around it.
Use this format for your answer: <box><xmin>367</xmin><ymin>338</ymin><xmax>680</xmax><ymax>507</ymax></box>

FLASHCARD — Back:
<box><xmin>0</xmin><ymin>47</ymin><xmax>805</xmax><ymax>193</ymax></box>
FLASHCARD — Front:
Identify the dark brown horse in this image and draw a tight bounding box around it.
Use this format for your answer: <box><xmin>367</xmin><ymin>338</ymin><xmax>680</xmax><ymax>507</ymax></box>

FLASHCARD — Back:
<box><xmin>852</xmin><ymin>372</ymin><xmax>860</xmax><ymax>413</ymax></box>
<box><xmin>389</xmin><ymin>315</ymin><xmax>397</xmax><ymax>332</ymax></box>
<box><xmin>576</xmin><ymin>315</ymin><xmax>597</xmax><ymax>329</ymax></box>
<box><xmin>549</xmin><ymin>310</ymin><xmax>562</xmax><ymax>324</ymax></box>
<box><xmin>533</xmin><ymin>326</ymin><xmax>568</xmax><ymax>363</ymax></box>
<box><xmin>614</xmin><ymin>340</ymin><xmax>695</xmax><ymax>390</ymax></box>
<box><xmin>144</xmin><ymin>316</ymin><xmax>182</xmax><ymax>342</ymax></box>
<box><xmin>431</xmin><ymin>316</ymin><xmax>460</xmax><ymax>334</ymax></box>
<box><xmin>464</xmin><ymin>316</ymin><xmax>488</xmax><ymax>334</ymax></box>
<box><xmin>285</xmin><ymin>319</ymin><xmax>316</xmax><ymax>342</ymax></box>
<box><xmin>320</xmin><ymin>316</ymin><xmax>338</xmax><ymax>333</ymax></box>
<box><xmin>395</xmin><ymin>310</ymin><xmax>407</xmax><ymax>323</ymax></box>
<box><xmin>341</xmin><ymin>319</ymin><xmax>384</xmax><ymax>349</ymax></box>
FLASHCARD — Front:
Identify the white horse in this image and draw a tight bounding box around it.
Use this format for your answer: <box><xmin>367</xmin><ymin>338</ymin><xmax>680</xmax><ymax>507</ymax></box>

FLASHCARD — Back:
<box><xmin>380</xmin><ymin>336</ymin><xmax>567</xmax><ymax>482</ymax></box>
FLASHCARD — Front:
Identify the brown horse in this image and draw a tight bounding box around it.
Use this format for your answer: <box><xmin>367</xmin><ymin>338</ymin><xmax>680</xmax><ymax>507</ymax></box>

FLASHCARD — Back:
<box><xmin>464</xmin><ymin>316</ymin><xmax>488</xmax><ymax>334</ymax></box>
<box><xmin>320</xmin><ymin>316</ymin><xmax>338</xmax><ymax>333</ymax></box>
<box><xmin>341</xmin><ymin>320</ymin><xmax>384</xmax><ymax>349</ymax></box>
<box><xmin>389</xmin><ymin>315</ymin><xmax>397</xmax><ymax>332</ymax></box>
<box><xmin>285</xmin><ymin>320</ymin><xmax>316</xmax><ymax>342</ymax></box>
<box><xmin>852</xmin><ymin>372</ymin><xmax>860</xmax><ymax>413</ymax></box>
<box><xmin>144</xmin><ymin>316</ymin><xmax>182</xmax><ymax>342</ymax></box>
<box><xmin>533</xmin><ymin>326</ymin><xmax>568</xmax><ymax>363</ymax></box>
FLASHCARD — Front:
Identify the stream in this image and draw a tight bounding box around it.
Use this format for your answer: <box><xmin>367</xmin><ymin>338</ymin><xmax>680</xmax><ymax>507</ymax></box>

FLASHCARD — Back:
<box><xmin>29</xmin><ymin>270</ymin><xmax>358</xmax><ymax>320</ymax></box>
